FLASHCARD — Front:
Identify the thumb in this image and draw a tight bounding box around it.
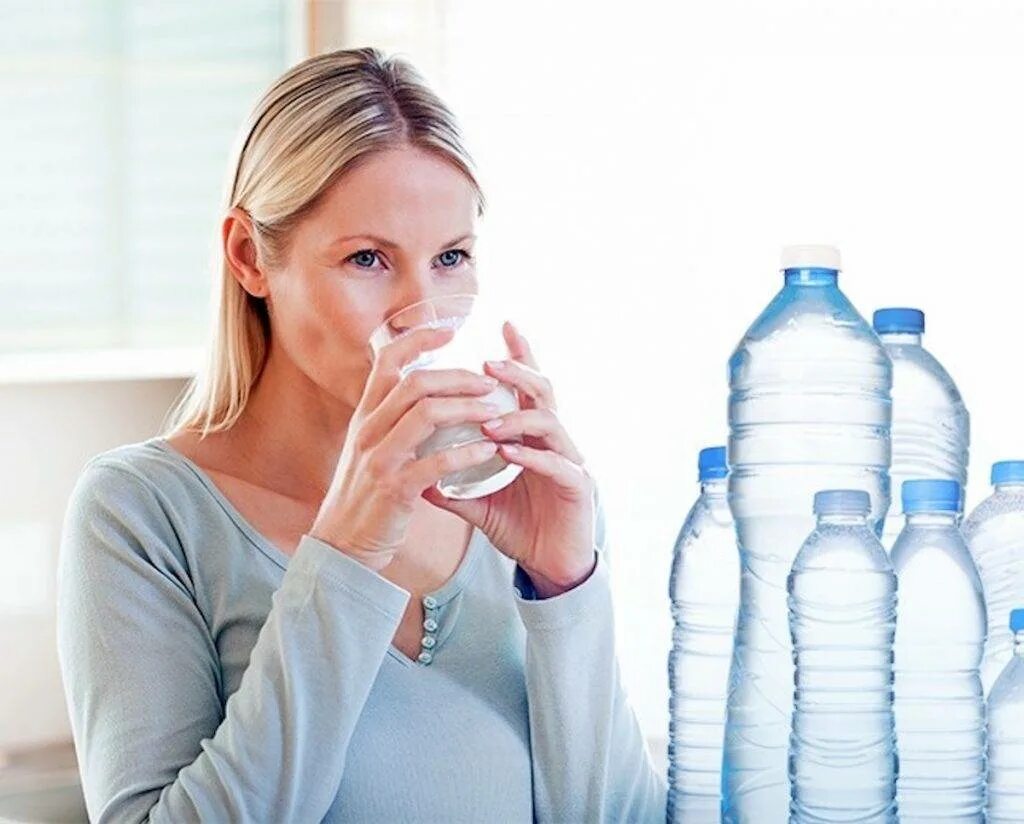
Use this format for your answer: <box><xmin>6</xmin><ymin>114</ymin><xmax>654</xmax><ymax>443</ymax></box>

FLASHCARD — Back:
<box><xmin>421</xmin><ymin>485</ymin><xmax>488</xmax><ymax>527</ymax></box>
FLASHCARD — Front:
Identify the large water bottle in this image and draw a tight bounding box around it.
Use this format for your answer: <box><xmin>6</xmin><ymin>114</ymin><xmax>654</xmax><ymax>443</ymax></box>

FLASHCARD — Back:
<box><xmin>873</xmin><ymin>307</ymin><xmax>970</xmax><ymax>550</ymax></box>
<box><xmin>963</xmin><ymin>460</ymin><xmax>1024</xmax><ymax>695</ymax></box>
<box><xmin>788</xmin><ymin>489</ymin><xmax>898</xmax><ymax>823</ymax></box>
<box><xmin>986</xmin><ymin>607</ymin><xmax>1024</xmax><ymax>822</ymax></box>
<box><xmin>723</xmin><ymin>245</ymin><xmax>892</xmax><ymax>820</ymax></box>
<box><xmin>891</xmin><ymin>479</ymin><xmax>987</xmax><ymax>821</ymax></box>
<box><xmin>667</xmin><ymin>446</ymin><xmax>739</xmax><ymax>822</ymax></box>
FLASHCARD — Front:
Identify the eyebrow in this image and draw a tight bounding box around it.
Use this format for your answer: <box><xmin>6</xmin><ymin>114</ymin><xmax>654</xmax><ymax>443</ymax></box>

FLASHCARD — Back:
<box><xmin>328</xmin><ymin>233</ymin><xmax>477</xmax><ymax>251</ymax></box>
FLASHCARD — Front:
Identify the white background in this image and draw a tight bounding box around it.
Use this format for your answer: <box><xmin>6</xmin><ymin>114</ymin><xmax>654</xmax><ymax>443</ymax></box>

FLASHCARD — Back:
<box><xmin>406</xmin><ymin>0</ymin><xmax>1024</xmax><ymax>744</ymax></box>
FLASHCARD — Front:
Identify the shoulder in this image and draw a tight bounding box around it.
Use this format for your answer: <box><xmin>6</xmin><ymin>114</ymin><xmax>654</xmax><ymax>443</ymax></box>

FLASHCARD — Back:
<box><xmin>69</xmin><ymin>438</ymin><xmax>208</xmax><ymax>517</ymax></box>
<box><xmin>61</xmin><ymin>439</ymin><xmax>205</xmax><ymax>575</ymax></box>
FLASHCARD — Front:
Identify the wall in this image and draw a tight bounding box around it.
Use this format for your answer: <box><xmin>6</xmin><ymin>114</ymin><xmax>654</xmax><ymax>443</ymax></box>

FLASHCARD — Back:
<box><xmin>0</xmin><ymin>377</ymin><xmax>188</xmax><ymax>750</ymax></box>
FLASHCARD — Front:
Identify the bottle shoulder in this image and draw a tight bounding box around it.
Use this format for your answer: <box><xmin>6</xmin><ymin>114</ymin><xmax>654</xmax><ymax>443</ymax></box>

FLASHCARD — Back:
<box><xmin>730</xmin><ymin>284</ymin><xmax>883</xmax><ymax>363</ymax></box>
<box><xmin>963</xmin><ymin>490</ymin><xmax>1024</xmax><ymax>536</ymax></box>
<box><xmin>793</xmin><ymin>525</ymin><xmax>892</xmax><ymax>573</ymax></box>
<box><xmin>891</xmin><ymin>524</ymin><xmax>982</xmax><ymax>586</ymax></box>
<box><xmin>674</xmin><ymin>494</ymin><xmax>733</xmax><ymax>550</ymax></box>
<box><xmin>989</xmin><ymin>657</ymin><xmax>1024</xmax><ymax>708</ymax></box>
<box><xmin>888</xmin><ymin>344</ymin><xmax>967</xmax><ymax>406</ymax></box>
<box><xmin>891</xmin><ymin>522</ymin><xmax>970</xmax><ymax>557</ymax></box>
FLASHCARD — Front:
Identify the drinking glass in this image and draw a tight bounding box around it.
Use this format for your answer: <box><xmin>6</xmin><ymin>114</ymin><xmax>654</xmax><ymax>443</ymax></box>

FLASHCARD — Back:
<box><xmin>368</xmin><ymin>293</ymin><xmax>523</xmax><ymax>499</ymax></box>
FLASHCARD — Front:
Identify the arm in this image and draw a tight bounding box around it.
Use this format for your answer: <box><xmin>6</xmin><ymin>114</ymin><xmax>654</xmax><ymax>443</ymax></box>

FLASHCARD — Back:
<box><xmin>56</xmin><ymin>460</ymin><xmax>409</xmax><ymax>824</ymax></box>
<box><xmin>513</xmin><ymin>506</ymin><xmax>667</xmax><ymax>824</ymax></box>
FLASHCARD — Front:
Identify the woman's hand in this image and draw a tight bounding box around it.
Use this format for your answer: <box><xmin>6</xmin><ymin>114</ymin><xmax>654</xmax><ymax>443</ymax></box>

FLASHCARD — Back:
<box><xmin>422</xmin><ymin>322</ymin><xmax>598</xmax><ymax>598</ymax></box>
<box><xmin>309</xmin><ymin>325</ymin><xmax>504</xmax><ymax>572</ymax></box>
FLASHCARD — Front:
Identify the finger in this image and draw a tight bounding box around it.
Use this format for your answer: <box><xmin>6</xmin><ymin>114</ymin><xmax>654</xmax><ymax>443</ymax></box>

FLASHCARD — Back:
<box><xmin>502</xmin><ymin>320</ymin><xmax>539</xmax><ymax>370</ymax></box>
<box><xmin>361</xmin><ymin>368</ymin><xmax>498</xmax><ymax>446</ymax></box>
<box><xmin>481</xmin><ymin>408</ymin><xmax>584</xmax><ymax>464</ymax></box>
<box><xmin>496</xmin><ymin>443</ymin><xmax>589</xmax><ymax>494</ymax></box>
<box><xmin>421</xmin><ymin>484</ymin><xmax>489</xmax><ymax>529</ymax></box>
<box><xmin>374</xmin><ymin>395</ymin><xmax>507</xmax><ymax>469</ymax></box>
<box><xmin>361</xmin><ymin>325</ymin><xmax>456</xmax><ymax>412</ymax></box>
<box><xmin>483</xmin><ymin>358</ymin><xmax>556</xmax><ymax>411</ymax></box>
<box><xmin>402</xmin><ymin>439</ymin><xmax>500</xmax><ymax>493</ymax></box>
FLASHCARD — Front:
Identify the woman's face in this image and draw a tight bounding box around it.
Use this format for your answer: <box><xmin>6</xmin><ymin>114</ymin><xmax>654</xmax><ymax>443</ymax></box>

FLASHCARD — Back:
<box><xmin>237</xmin><ymin>144</ymin><xmax>480</xmax><ymax>409</ymax></box>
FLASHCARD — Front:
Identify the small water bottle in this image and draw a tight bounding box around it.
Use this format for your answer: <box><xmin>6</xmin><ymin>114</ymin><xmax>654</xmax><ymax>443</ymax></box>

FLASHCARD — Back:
<box><xmin>892</xmin><ymin>479</ymin><xmax>987</xmax><ymax>821</ymax></box>
<box><xmin>986</xmin><ymin>608</ymin><xmax>1024</xmax><ymax>822</ymax></box>
<box><xmin>787</xmin><ymin>489</ymin><xmax>898</xmax><ymax>823</ymax></box>
<box><xmin>667</xmin><ymin>446</ymin><xmax>739</xmax><ymax>822</ymax></box>
<box><xmin>873</xmin><ymin>307</ymin><xmax>970</xmax><ymax>551</ymax></box>
<box><xmin>963</xmin><ymin>460</ymin><xmax>1024</xmax><ymax>695</ymax></box>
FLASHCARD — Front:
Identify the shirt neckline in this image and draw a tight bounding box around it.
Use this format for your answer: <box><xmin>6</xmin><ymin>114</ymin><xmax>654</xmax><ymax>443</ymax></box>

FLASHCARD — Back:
<box><xmin>144</xmin><ymin>435</ymin><xmax>485</xmax><ymax>615</ymax></box>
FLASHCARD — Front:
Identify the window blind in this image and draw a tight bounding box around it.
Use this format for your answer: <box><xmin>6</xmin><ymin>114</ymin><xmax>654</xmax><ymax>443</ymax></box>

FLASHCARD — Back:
<box><xmin>0</xmin><ymin>1</ymin><xmax>292</xmax><ymax>353</ymax></box>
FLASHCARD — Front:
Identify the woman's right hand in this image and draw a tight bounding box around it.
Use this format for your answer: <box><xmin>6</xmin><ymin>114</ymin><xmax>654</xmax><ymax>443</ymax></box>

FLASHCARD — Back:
<box><xmin>308</xmin><ymin>325</ymin><xmax>501</xmax><ymax>572</ymax></box>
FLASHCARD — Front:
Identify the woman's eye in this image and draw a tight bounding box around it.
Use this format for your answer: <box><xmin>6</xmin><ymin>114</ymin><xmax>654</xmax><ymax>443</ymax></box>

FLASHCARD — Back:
<box><xmin>437</xmin><ymin>249</ymin><xmax>471</xmax><ymax>268</ymax></box>
<box><xmin>348</xmin><ymin>250</ymin><xmax>381</xmax><ymax>269</ymax></box>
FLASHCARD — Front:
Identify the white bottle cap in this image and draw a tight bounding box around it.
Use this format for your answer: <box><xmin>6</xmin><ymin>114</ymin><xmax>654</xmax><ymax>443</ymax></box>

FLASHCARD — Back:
<box><xmin>779</xmin><ymin>244</ymin><xmax>841</xmax><ymax>271</ymax></box>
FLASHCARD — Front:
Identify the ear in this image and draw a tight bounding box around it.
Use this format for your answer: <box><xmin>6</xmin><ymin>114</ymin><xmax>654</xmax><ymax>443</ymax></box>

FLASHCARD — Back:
<box><xmin>223</xmin><ymin>206</ymin><xmax>270</xmax><ymax>298</ymax></box>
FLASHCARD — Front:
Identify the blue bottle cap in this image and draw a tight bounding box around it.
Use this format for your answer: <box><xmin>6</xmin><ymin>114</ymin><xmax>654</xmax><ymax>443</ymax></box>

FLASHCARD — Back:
<box><xmin>873</xmin><ymin>307</ymin><xmax>925</xmax><ymax>335</ymax></box>
<box><xmin>992</xmin><ymin>461</ymin><xmax>1024</xmax><ymax>485</ymax></box>
<box><xmin>902</xmin><ymin>479</ymin><xmax>961</xmax><ymax>513</ymax></box>
<box><xmin>698</xmin><ymin>446</ymin><xmax>728</xmax><ymax>482</ymax></box>
<box><xmin>1010</xmin><ymin>609</ymin><xmax>1024</xmax><ymax>632</ymax></box>
<box><xmin>813</xmin><ymin>489</ymin><xmax>871</xmax><ymax>517</ymax></box>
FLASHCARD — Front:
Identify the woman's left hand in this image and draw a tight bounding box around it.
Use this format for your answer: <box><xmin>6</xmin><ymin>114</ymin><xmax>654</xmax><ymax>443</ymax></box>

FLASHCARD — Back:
<box><xmin>422</xmin><ymin>321</ymin><xmax>597</xmax><ymax>598</ymax></box>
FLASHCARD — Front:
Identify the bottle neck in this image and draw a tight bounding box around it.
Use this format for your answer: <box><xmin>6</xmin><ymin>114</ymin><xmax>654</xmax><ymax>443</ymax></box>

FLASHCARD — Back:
<box><xmin>905</xmin><ymin>510</ymin><xmax>959</xmax><ymax>527</ymax></box>
<box><xmin>878</xmin><ymin>331</ymin><xmax>922</xmax><ymax>346</ymax></box>
<box><xmin>783</xmin><ymin>268</ymin><xmax>838</xmax><ymax>287</ymax></box>
<box><xmin>701</xmin><ymin>478</ymin><xmax>728</xmax><ymax>499</ymax></box>
<box><xmin>1015</xmin><ymin>630</ymin><xmax>1024</xmax><ymax>658</ymax></box>
<box><xmin>818</xmin><ymin>512</ymin><xmax>869</xmax><ymax>527</ymax></box>
<box><xmin>995</xmin><ymin>482</ymin><xmax>1024</xmax><ymax>494</ymax></box>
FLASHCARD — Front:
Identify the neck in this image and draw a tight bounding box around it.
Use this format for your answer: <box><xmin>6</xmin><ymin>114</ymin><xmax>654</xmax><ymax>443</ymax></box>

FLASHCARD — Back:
<box><xmin>783</xmin><ymin>268</ymin><xmax>838</xmax><ymax>287</ymax></box>
<box><xmin>701</xmin><ymin>478</ymin><xmax>727</xmax><ymax>497</ymax></box>
<box><xmin>819</xmin><ymin>513</ymin><xmax>867</xmax><ymax>527</ymax></box>
<box><xmin>879</xmin><ymin>331</ymin><xmax>922</xmax><ymax>345</ymax></box>
<box><xmin>224</xmin><ymin>338</ymin><xmax>357</xmax><ymax>503</ymax></box>
<box><xmin>905</xmin><ymin>511</ymin><xmax>958</xmax><ymax>527</ymax></box>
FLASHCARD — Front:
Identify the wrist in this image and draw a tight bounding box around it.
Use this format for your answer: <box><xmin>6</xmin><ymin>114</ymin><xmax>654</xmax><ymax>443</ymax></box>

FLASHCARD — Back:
<box><xmin>307</xmin><ymin>527</ymin><xmax>395</xmax><ymax>573</ymax></box>
<box><xmin>520</xmin><ymin>551</ymin><xmax>597</xmax><ymax>599</ymax></box>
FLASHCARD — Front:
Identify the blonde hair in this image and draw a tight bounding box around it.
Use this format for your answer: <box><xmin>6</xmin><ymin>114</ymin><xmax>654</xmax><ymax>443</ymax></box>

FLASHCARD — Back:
<box><xmin>161</xmin><ymin>47</ymin><xmax>485</xmax><ymax>438</ymax></box>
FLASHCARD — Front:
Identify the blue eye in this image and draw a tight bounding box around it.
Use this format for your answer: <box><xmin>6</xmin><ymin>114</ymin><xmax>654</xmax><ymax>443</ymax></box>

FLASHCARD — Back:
<box><xmin>348</xmin><ymin>250</ymin><xmax>381</xmax><ymax>269</ymax></box>
<box><xmin>437</xmin><ymin>249</ymin><xmax>472</xmax><ymax>268</ymax></box>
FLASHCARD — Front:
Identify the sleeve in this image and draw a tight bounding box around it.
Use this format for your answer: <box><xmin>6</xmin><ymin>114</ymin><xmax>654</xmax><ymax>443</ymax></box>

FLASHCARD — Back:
<box><xmin>512</xmin><ymin>498</ymin><xmax>667</xmax><ymax>823</ymax></box>
<box><xmin>55</xmin><ymin>460</ymin><xmax>410</xmax><ymax>824</ymax></box>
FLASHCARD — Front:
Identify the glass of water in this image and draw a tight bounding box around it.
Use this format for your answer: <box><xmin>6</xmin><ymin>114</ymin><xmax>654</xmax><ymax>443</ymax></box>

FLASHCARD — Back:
<box><xmin>368</xmin><ymin>293</ymin><xmax>523</xmax><ymax>499</ymax></box>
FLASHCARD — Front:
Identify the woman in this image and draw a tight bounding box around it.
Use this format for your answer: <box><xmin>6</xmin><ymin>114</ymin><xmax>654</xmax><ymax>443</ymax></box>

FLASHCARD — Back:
<box><xmin>56</xmin><ymin>47</ymin><xmax>665</xmax><ymax>823</ymax></box>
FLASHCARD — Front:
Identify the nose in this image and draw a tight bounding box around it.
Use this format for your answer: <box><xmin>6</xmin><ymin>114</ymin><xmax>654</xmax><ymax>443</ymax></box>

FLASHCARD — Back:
<box><xmin>386</xmin><ymin>276</ymin><xmax>435</xmax><ymax>334</ymax></box>
<box><xmin>385</xmin><ymin>270</ymin><xmax>477</xmax><ymax>335</ymax></box>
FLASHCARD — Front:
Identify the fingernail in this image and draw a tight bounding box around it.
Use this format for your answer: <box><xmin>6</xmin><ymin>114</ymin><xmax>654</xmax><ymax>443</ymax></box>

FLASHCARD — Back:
<box><xmin>501</xmin><ymin>443</ymin><xmax>519</xmax><ymax>454</ymax></box>
<box><xmin>481</xmin><ymin>375</ymin><xmax>499</xmax><ymax>387</ymax></box>
<box><xmin>483</xmin><ymin>418</ymin><xmax>503</xmax><ymax>430</ymax></box>
<box><xmin>486</xmin><ymin>360</ymin><xmax>506</xmax><ymax>370</ymax></box>
<box><xmin>483</xmin><ymin>403</ymin><xmax>503</xmax><ymax>416</ymax></box>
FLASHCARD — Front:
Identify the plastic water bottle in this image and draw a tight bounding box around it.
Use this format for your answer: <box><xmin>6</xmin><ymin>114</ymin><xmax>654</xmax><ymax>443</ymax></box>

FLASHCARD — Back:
<box><xmin>891</xmin><ymin>479</ymin><xmax>987</xmax><ymax>821</ymax></box>
<box><xmin>873</xmin><ymin>307</ymin><xmax>970</xmax><ymax>550</ymax></box>
<box><xmin>788</xmin><ymin>490</ymin><xmax>898</xmax><ymax>823</ymax></box>
<box><xmin>723</xmin><ymin>245</ymin><xmax>892</xmax><ymax>821</ymax></box>
<box><xmin>963</xmin><ymin>461</ymin><xmax>1024</xmax><ymax>695</ymax></box>
<box><xmin>668</xmin><ymin>446</ymin><xmax>739</xmax><ymax>822</ymax></box>
<box><xmin>986</xmin><ymin>608</ymin><xmax>1024</xmax><ymax>822</ymax></box>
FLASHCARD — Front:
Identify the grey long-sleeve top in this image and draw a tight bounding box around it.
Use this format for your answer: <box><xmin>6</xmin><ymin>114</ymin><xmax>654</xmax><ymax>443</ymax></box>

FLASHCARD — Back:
<box><xmin>55</xmin><ymin>437</ymin><xmax>666</xmax><ymax>823</ymax></box>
